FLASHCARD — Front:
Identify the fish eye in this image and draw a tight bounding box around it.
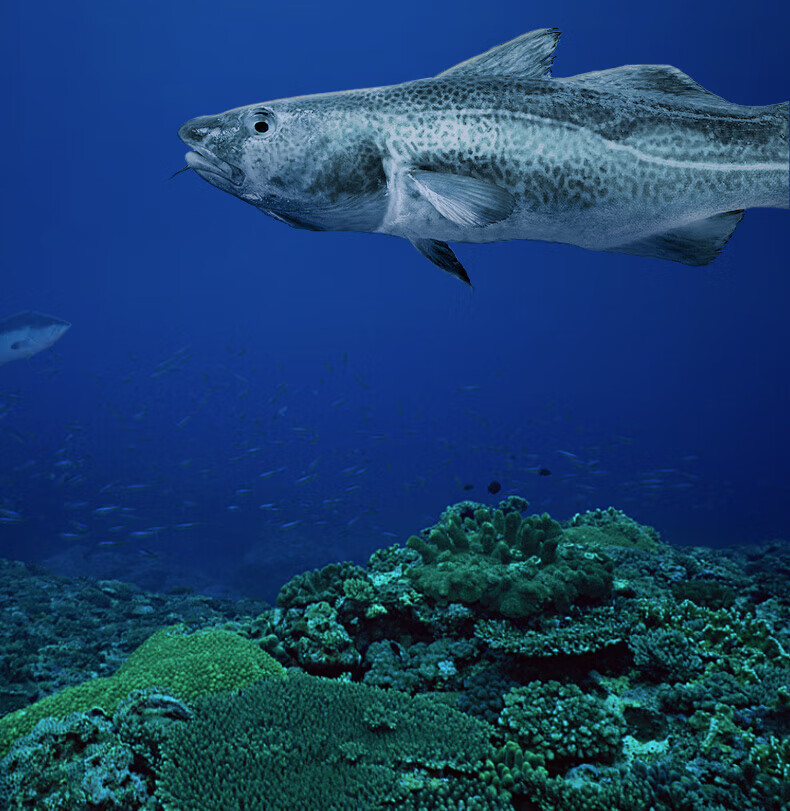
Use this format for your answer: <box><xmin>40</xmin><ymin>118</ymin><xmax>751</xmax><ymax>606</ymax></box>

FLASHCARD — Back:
<box><xmin>248</xmin><ymin>110</ymin><xmax>275</xmax><ymax>136</ymax></box>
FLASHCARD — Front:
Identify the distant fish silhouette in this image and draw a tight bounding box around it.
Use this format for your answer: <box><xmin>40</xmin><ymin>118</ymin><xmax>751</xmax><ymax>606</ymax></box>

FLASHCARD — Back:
<box><xmin>487</xmin><ymin>480</ymin><xmax>502</xmax><ymax>494</ymax></box>
<box><xmin>538</xmin><ymin>467</ymin><xmax>552</xmax><ymax>476</ymax></box>
<box><xmin>0</xmin><ymin>311</ymin><xmax>71</xmax><ymax>366</ymax></box>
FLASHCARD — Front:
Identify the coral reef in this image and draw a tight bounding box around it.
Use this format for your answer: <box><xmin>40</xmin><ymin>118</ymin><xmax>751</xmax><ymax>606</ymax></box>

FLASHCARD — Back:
<box><xmin>0</xmin><ymin>559</ymin><xmax>267</xmax><ymax>717</ymax></box>
<box><xmin>1</xmin><ymin>498</ymin><xmax>788</xmax><ymax>808</ymax></box>
<box><xmin>0</xmin><ymin>709</ymin><xmax>153</xmax><ymax>809</ymax></box>
<box><xmin>565</xmin><ymin>506</ymin><xmax>662</xmax><ymax>550</ymax></box>
<box><xmin>0</xmin><ymin>626</ymin><xmax>284</xmax><ymax>756</ymax></box>
<box><xmin>498</xmin><ymin>680</ymin><xmax>626</xmax><ymax>770</ymax></box>
<box><xmin>157</xmin><ymin>671</ymin><xmax>506</xmax><ymax>810</ymax></box>
<box><xmin>405</xmin><ymin>505</ymin><xmax>613</xmax><ymax>618</ymax></box>
<box><xmin>276</xmin><ymin>561</ymin><xmax>369</xmax><ymax>609</ymax></box>
<box><xmin>0</xmin><ymin>688</ymin><xmax>191</xmax><ymax>809</ymax></box>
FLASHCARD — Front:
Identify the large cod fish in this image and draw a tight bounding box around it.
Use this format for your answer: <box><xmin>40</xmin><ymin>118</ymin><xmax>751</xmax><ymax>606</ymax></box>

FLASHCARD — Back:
<box><xmin>178</xmin><ymin>29</ymin><xmax>789</xmax><ymax>284</ymax></box>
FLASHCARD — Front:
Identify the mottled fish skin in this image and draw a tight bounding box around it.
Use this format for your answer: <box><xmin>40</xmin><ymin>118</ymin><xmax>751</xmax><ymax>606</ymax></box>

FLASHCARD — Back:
<box><xmin>178</xmin><ymin>29</ymin><xmax>789</xmax><ymax>277</ymax></box>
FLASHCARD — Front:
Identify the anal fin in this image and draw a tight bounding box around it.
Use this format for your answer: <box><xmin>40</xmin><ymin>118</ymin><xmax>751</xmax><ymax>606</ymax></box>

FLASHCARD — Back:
<box><xmin>607</xmin><ymin>210</ymin><xmax>745</xmax><ymax>266</ymax></box>
<box><xmin>410</xmin><ymin>239</ymin><xmax>472</xmax><ymax>286</ymax></box>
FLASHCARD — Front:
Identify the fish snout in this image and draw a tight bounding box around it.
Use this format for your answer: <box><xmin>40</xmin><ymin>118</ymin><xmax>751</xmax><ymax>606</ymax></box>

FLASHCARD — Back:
<box><xmin>178</xmin><ymin>114</ymin><xmax>245</xmax><ymax>188</ymax></box>
<box><xmin>178</xmin><ymin>115</ymin><xmax>222</xmax><ymax>147</ymax></box>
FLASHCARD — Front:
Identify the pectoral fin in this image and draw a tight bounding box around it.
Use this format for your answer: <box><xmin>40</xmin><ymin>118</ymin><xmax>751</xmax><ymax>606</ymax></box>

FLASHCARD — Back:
<box><xmin>410</xmin><ymin>170</ymin><xmax>516</xmax><ymax>228</ymax></box>
<box><xmin>607</xmin><ymin>210</ymin><xmax>744</xmax><ymax>265</ymax></box>
<box><xmin>410</xmin><ymin>239</ymin><xmax>472</xmax><ymax>286</ymax></box>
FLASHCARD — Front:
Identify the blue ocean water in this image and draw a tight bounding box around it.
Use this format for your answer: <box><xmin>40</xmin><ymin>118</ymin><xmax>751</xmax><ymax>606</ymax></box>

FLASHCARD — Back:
<box><xmin>1</xmin><ymin>0</ymin><xmax>788</xmax><ymax>603</ymax></box>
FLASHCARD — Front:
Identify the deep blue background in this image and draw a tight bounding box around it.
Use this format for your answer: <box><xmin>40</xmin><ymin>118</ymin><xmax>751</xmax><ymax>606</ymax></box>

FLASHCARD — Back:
<box><xmin>1</xmin><ymin>0</ymin><xmax>788</xmax><ymax>600</ymax></box>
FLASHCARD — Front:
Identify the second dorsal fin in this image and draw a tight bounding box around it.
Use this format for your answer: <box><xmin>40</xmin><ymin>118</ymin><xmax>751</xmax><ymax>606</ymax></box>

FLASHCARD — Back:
<box><xmin>562</xmin><ymin>64</ymin><xmax>731</xmax><ymax>108</ymax></box>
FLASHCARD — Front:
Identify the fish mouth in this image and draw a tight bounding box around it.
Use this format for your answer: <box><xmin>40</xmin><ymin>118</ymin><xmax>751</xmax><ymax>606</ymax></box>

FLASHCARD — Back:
<box><xmin>184</xmin><ymin>148</ymin><xmax>244</xmax><ymax>187</ymax></box>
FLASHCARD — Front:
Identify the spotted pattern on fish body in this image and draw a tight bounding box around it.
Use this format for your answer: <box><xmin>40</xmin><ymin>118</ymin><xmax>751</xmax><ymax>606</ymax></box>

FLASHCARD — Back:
<box><xmin>178</xmin><ymin>28</ymin><xmax>789</xmax><ymax>283</ymax></box>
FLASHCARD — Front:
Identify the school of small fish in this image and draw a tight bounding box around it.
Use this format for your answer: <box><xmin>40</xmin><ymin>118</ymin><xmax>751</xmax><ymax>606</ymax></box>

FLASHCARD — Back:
<box><xmin>0</xmin><ymin>343</ymin><xmax>705</xmax><ymax>570</ymax></box>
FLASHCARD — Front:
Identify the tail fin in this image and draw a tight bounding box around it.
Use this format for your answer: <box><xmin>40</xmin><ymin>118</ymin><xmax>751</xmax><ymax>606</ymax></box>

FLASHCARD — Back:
<box><xmin>769</xmin><ymin>101</ymin><xmax>789</xmax><ymax>208</ymax></box>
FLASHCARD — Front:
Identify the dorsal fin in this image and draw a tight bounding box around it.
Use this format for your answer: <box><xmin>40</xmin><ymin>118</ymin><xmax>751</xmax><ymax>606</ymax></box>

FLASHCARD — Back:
<box><xmin>562</xmin><ymin>64</ymin><xmax>731</xmax><ymax>108</ymax></box>
<box><xmin>437</xmin><ymin>28</ymin><xmax>561</xmax><ymax>80</ymax></box>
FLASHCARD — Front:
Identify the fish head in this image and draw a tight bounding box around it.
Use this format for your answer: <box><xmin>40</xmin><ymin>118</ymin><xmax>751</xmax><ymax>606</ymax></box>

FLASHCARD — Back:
<box><xmin>36</xmin><ymin>319</ymin><xmax>71</xmax><ymax>350</ymax></box>
<box><xmin>179</xmin><ymin>99</ymin><xmax>387</xmax><ymax>231</ymax></box>
<box><xmin>178</xmin><ymin>103</ymin><xmax>323</xmax><ymax>211</ymax></box>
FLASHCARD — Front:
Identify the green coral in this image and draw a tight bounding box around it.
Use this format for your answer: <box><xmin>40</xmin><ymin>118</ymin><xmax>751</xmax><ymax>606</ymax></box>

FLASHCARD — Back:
<box><xmin>630</xmin><ymin>627</ymin><xmax>705</xmax><ymax>682</ymax></box>
<box><xmin>483</xmin><ymin>740</ymin><xmax>788</xmax><ymax>811</ymax></box>
<box><xmin>688</xmin><ymin>702</ymin><xmax>743</xmax><ymax>756</ymax></box>
<box><xmin>0</xmin><ymin>687</ymin><xmax>193</xmax><ymax>809</ymax></box>
<box><xmin>157</xmin><ymin>671</ymin><xmax>506</xmax><ymax>810</ymax></box>
<box><xmin>564</xmin><ymin>507</ymin><xmax>661</xmax><ymax>550</ymax></box>
<box><xmin>502</xmin><ymin>758</ymin><xmax>699</xmax><ymax>811</ymax></box>
<box><xmin>475</xmin><ymin>607</ymin><xmax>627</xmax><ymax>657</ymax></box>
<box><xmin>290</xmin><ymin>601</ymin><xmax>360</xmax><ymax>673</ymax></box>
<box><xmin>702</xmin><ymin>609</ymin><xmax>790</xmax><ymax>669</ymax></box>
<box><xmin>749</xmin><ymin>734</ymin><xmax>790</xmax><ymax>782</ymax></box>
<box><xmin>363</xmin><ymin>638</ymin><xmax>474</xmax><ymax>693</ymax></box>
<box><xmin>409</xmin><ymin>545</ymin><xmax>612</xmax><ymax>619</ymax></box>
<box><xmin>234</xmin><ymin>611</ymin><xmax>289</xmax><ymax>663</ymax></box>
<box><xmin>687</xmin><ymin>702</ymin><xmax>790</xmax><ymax>785</ymax></box>
<box><xmin>0</xmin><ymin>711</ymin><xmax>151</xmax><ymax>809</ymax></box>
<box><xmin>670</xmin><ymin>580</ymin><xmax>736</xmax><ymax>609</ymax></box>
<box><xmin>657</xmin><ymin>670</ymin><xmax>758</xmax><ymax>714</ymax></box>
<box><xmin>342</xmin><ymin>576</ymin><xmax>375</xmax><ymax>603</ymax></box>
<box><xmin>636</xmin><ymin>597</ymin><xmax>790</xmax><ymax>676</ymax></box>
<box><xmin>408</xmin><ymin>508</ymin><xmax>563</xmax><ymax>564</ymax></box>
<box><xmin>498</xmin><ymin>681</ymin><xmax>627</xmax><ymax>772</ymax></box>
<box><xmin>277</xmin><ymin>561</ymin><xmax>369</xmax><ymax>608</ymax></box>
<box><xmin>0</xmin><ymin>626</ymin><xmax>285</xmax><ymax>757</ymax></box>
<box><xmin>405</xmin><ymin>506</ymin><xmax>612</xmax><ymax>619</ymax></box>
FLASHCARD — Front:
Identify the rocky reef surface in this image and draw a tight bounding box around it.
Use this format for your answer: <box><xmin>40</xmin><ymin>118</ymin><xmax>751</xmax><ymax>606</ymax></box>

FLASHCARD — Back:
<box><xmin>1</xmin><ymin>499</ymin><xmax>789</xmax><ymax>809</ymax></box>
